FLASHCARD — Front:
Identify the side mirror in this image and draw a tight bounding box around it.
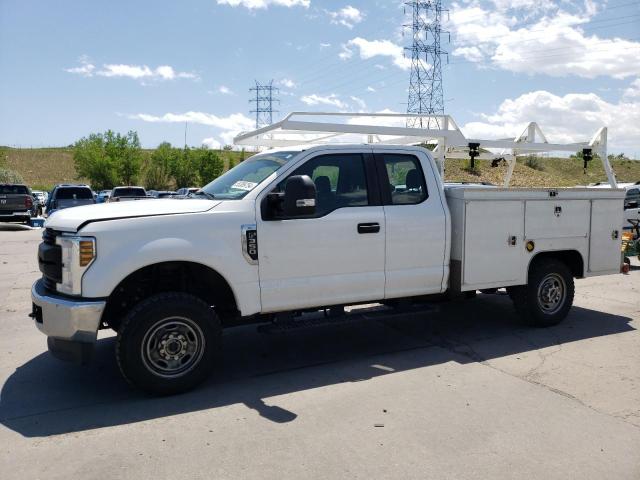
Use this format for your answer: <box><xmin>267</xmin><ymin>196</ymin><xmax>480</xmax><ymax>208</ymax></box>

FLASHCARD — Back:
<box><xmin>283</xmin><ymin>175</ymin><xmax>316</xmax><ymax>217</ymax></box>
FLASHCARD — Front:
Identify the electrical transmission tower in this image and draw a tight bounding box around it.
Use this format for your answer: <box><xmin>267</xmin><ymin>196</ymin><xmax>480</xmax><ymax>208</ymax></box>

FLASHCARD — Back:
<box><xmin>249</xmin><ymin>80</ymin><xmax>279</xmax><ymax>129</ymax></box>
<box><xmin>404</xmin><ymin>1</ymin><xmax>449</xmax><ymax>128</ymax></box>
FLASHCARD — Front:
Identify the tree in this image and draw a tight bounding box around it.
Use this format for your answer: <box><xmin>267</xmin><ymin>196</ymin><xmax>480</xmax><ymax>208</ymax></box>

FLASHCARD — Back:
<box><xmin>117</xmin><ymin>131</ymin><xmax>143</xmax><ymax>185</ymax></box>
<box><xmin>144</xmin><ymin>142</ymin><xmax>175</xmax><ymax>190</ymax></box>
<box><xmin>73</xmin><ymin>130</ymin><xmax>143</xmax><ymax>190</ymax></box>
<box><xmin>171</xmin><ymin>147</ymin><xmax>200</xmax><ymax>188</ymax></box>
<box><xmin>194</xmin><ymin>147</ymin><xmax>224</xmax><ymax>185</ymax></box>
<box><xmin>73</xmin><ymin>132</ymin><xmax>119</xmax><ymax>190</ymax></box>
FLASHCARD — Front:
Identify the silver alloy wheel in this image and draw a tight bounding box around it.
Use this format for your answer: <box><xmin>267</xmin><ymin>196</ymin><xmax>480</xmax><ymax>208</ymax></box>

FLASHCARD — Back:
<box><xmin>141</xmin><ymin>317</ymin><xmax>206</xmax><ymax>378</ymax></box>
<box><xmin>537</xmin><ymin>273</ymin><xmax>567</xmax><ymax>315</ymax></box>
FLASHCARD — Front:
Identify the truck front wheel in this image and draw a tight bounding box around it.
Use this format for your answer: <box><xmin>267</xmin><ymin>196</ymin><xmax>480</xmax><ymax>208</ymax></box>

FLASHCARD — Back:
<box><xmin>116</xmin><ymin>292</ymin><xmax>221</xmax><ymax>395</ymax></box>
<box><xmin>509</xmin><ymin>259</ymin><xmax>574</xmax><ymax>327</ymax></box>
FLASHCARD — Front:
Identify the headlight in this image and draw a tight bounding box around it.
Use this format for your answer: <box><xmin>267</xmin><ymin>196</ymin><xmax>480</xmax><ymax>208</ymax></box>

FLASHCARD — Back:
<box><xmin>56</xmin><ymin>235</ymin><xmax>96</xmax><ymax>295</ymax></box>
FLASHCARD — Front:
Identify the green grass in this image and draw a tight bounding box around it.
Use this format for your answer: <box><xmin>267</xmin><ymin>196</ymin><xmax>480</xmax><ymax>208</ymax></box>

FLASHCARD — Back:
<box><xmin>1</xmin><ymin>146</ymin><xmax>638</xmax><ymax>190</ymax></box>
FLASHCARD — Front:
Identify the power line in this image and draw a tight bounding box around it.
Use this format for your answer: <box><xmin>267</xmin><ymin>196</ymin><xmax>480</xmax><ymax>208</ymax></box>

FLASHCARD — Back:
<box><xmin>249</xmin><ymin>80</ymin><xmax>279</xmax><ymax>129</ymax></box>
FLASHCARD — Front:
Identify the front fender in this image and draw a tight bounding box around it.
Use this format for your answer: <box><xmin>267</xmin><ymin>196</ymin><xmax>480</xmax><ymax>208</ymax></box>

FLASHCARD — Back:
<box><xmin>79</xmin><ymin>210</ymin><xmax>261</xmax><ymax>316</ymax></box>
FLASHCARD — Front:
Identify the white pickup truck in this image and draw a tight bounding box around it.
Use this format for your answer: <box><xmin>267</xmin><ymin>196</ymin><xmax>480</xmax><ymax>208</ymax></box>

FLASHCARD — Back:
<box><xmin>32</xmin><ymin>144</ymin><xmax>626</xmax><ymax>394</ymax></box>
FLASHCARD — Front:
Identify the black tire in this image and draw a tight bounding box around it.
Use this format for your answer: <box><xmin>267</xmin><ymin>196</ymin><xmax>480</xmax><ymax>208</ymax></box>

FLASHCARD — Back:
<box><xmin>510</xmin><ymin>258</ymin><xmax>574</xmax><ymax>327</ymax></box>
<box><xmin>116</xmin><ymin>292</ymin><xmax>221</xmax><ymax>395</ymax></box>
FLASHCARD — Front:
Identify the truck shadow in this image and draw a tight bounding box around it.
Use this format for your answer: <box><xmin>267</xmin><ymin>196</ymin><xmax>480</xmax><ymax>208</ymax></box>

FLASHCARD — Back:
<box><xmin>0</xmin><ymin>293</ymin><xmax>634</xmax><ymax>437</ymax></box>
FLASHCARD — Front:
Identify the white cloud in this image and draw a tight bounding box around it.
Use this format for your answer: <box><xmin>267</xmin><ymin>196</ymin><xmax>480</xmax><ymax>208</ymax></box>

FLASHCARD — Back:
<box><xmin>320</xmin><ymin>42</ymin><xmax>332</xmax><ymax>48</ymax></box>
<box><xmin>64</xmin><ymin>56</ymin><xmax>95</xmax><ymax>77</ymax></box>
<box><xmin>461</xmin><ymin>86</ymin><xmax>640</xmax><ymax>153</ymax></box>
<box><xmin>350</xmin><ymin>95</ymin><xmax>367</xmax><ymax>110</ymax></box>
<box><xmin>130</xmin><ymin>111</ymin><xmax>255</xmax><ymax>146</ymax></box>
<box><xmin>340</xmin><ymin>37</ymin><xmax>411</xmax><ymax>70</ymax></box>
<box><xmin>217</xmin><ymin>0</ymin><xmax>309</xmax><ymax>9</ymax></box>
<box><xmin>202</xmin><ymin>137</ymin><xmax>222</xmax><ymax>149</ymax></box>
<box><xmin>366</xmin><ymin>86</ymin><xmax>376</xmax><ymax>92</ymax></box>
<box><xmin>130</xmin><ymin>111</ymin><xmax>254</xmax><ymax>130</ymax></box>
<box><xmin>328</xmin><ymin>5</ymin><xmax>364</xmax><ymax>29</ymax></box>
<box><xmin>66</xmin><ymin>58</ymin><xmax>199</xmax><ymax>82</ymax></box>
<box><xmin>218</xmin><ymin>85</ymin><xmax>234</xmax><ymax>95</ymax></box>
<box><xmin>449</xmin><ymin>1</ymin><xmax>640</xmax><ymax>79</ymax></box>
<box><xmin>299</xmin><ymin>93</ymin><xmax>370</xmax><ymax>111</ymax></box>
<box><xmin>279</xmin><ymin>78</ymin><xmax>297</xmax><ymax>88</ymax></box>
<box><xmin>300</xmin><ymin>94</ymin><xmax>349</xmax><ymax>109</ymax></box>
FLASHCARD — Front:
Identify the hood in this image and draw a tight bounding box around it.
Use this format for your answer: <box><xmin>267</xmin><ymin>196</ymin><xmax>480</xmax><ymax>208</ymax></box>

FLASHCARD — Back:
<box><xmin>45</xmin><ymin>199</ymin><xmax>220</xmax><ymax>232</ymax></box>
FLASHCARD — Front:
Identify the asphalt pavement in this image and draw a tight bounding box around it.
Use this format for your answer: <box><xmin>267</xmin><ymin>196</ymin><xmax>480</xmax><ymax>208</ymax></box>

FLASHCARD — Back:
<box><xmin>1</xmin><ymin>228</ymin><xmax>639</xmax><ymax>479</ymax></box>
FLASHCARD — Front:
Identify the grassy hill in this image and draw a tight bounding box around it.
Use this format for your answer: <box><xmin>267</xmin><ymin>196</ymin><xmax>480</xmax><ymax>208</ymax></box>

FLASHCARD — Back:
<box><xmin>0</xmin><ymin>146</ymin><xmax>248</xmax><ymax>191</ymax></box>
<box><xmin>1</xmin><ymin>146</ymin><xmax>639</xmax><ymax>190</ymax></box>
<box><xmin>445</xmin><ymin>157</ymin><xmax>640</xmax><ymax>187</ymax></box>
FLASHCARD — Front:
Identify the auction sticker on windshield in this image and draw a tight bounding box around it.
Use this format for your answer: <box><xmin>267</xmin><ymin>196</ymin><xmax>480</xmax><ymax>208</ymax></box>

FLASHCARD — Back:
<box><xmin>231</xmin><ymin>181</ymin><xmax>258</xmax><ymax>191</ymax></box>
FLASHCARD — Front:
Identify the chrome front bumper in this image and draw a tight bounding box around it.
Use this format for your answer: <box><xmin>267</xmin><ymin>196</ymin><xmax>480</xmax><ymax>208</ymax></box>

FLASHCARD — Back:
<box><xmin>31</xmin><ymin>279</ymin><xmax>106</xmax><ymax>363</ymax></box>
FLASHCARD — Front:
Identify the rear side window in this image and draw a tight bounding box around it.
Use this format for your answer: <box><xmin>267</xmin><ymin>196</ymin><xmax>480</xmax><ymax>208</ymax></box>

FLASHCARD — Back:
<box><xmin>56</xmin><ymin>188</ymin><xmax>93</xmax><ymax>200</ymax></box>
<box><xmin>382</xmin><ymin>154</ymin><xmax>428</xmax><ymax>205</ymax></box>
<box><xmin>0</xmin><ymin>185</ymin><xmax>28</xmax><ymax>194</ymax></box>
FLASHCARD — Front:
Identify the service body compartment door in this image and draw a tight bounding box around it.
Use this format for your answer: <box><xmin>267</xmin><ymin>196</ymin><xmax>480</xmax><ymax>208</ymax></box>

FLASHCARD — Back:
<box><xmin>589</xmin><ymin>199</ymin><xmax>623</xmax><ymax>273</ymax></box>
<box><xmin>525</xmin><ymin>200</ymin><xmax>589</xmax><ymax>239</ymax></box>
<box><xmin>463</xmin><ymin>201</ymin><xmax>524</xmax><ymax>286</ymax></box>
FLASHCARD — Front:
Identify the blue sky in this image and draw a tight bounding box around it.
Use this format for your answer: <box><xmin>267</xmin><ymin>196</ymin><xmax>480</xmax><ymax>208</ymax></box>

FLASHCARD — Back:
<box><xmin>1</xmin><ymin>0</ymin><xmax>639</xmax><ymax>154</ymax></box>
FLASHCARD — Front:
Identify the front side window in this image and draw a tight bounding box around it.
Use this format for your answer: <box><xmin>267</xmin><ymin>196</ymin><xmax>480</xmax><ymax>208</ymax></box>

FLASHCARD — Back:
<box><xmin>278</xmin><ymin>153</ymin><xmax>369</xmax><ymax>217</ymax></box>
<box><xmin>383</xmin><ymin>154</ymin><xmax>428</xmax><ymax>205</ymax></box>
<box><xmin>201</xmin><ymin>151</ymin><xmax>299</xmax><ymax>200</ymax></box>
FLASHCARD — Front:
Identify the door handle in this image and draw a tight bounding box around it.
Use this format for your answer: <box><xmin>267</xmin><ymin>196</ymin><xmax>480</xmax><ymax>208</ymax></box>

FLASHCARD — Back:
<box><xmin>357</xmin><ymin>222</ymin><xmax>380</xmax><ymax>234</ymax></box>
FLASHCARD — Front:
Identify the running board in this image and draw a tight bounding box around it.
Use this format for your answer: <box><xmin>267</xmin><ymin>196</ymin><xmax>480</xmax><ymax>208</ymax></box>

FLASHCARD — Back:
<box><xmin>257</xmin><ymin>303</ymin><xmax>437</xmax><ymax>335</ymax></box>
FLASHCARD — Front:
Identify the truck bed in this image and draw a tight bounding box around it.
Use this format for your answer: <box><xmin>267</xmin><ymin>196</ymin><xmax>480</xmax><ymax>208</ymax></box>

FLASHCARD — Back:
<box><xmin>444</xmin><ymin>186</ymin><xmax>626</xmax><ymax>292</ymax></box>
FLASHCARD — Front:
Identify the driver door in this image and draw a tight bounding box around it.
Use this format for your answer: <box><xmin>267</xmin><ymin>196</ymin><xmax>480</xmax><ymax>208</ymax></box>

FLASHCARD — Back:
<box><xmin>256</xmin><ymin>151</ymin><xmax>386</xmax><ymax>313</ymax></box>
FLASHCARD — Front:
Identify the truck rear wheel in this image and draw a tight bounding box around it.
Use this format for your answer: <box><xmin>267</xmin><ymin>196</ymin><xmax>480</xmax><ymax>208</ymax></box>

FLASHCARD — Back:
<box><xmin>510</xmin><ymin>259</ymin><xmax>574</xmax><ymax>327</ymax></box>
<box><xmin>116</xmin><ymin>292</ymin><xmax>221</xmax><ymax>395</ymax></box>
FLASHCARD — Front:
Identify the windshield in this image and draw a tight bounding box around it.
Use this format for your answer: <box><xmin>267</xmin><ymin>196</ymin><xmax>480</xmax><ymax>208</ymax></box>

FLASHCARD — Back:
<box><xmin>200</xmin><ymin>151</ymin><xmax>299</xmax><ymax>200</ymax></box>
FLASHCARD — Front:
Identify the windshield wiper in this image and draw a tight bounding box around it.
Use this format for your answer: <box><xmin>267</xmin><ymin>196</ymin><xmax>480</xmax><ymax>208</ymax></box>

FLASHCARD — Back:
<box><xmin>194</xmin><ymin>190</ymin><xmax>216</xmax><ymax>200</ymax></box>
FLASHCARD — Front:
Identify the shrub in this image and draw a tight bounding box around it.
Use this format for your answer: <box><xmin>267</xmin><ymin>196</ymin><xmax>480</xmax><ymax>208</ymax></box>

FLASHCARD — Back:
<box><xmin>0</xmin><ymin>168</ymin><xmax>24</xmax><ymax>184</ymax></box>
<box><xmin>524</xmin><ymin>155</ymin><xmax>545</xmax><ymax>171</ymax></box>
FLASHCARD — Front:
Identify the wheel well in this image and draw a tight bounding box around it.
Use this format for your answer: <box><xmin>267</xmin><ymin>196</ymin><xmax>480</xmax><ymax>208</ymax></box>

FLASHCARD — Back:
<box><xmin>102</xmin><ymin>261</ymin><xmax>238</xmax><ymax>331</ymax></box>
<box><xmin>529</xmin><ymin>250</ymin><xmax>584</xmax><ymax>278</ymax></box>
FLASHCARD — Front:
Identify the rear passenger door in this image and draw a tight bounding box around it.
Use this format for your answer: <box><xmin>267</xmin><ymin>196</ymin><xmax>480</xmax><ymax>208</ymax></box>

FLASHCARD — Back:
<box><xmin>257</xmin><ymin>151</ymin><xmax>386</xmax><ymax>312</ymax></box>
<box><xmin>375</xmin><ymin>150</ymin><xmax>448</xmax><ymax>298</ymax></box>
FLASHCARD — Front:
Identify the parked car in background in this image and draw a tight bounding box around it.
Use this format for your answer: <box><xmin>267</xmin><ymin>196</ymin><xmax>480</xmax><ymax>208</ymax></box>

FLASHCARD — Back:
<box><xmin>624</xmin><ymin>184</ymin><xmax>640</xmax><ymax>210</ymax></box>
<box><xmin>45</xmin><ymin>184</ymin><xmax>95</xmax><ymax>216</ymax></box>
<box><xmin>588</xmin><ymin>181</ymin><xmax>640</xmax><ymax>209</ymax></box>
<box><xmin>32</xmin><ymin>190</ymin><xmax>48</xmax><ymax>205</ymax></box>
<box><xmin>0</xmin><ymin>183</ymin><xmax>33</xmax><ymax>224</ymax></box>
<box><xmin>175</xmin><ymin>187</ymin><xmax>200</xmax><ymax>197</ymax></box>
<box><xmin>150</xmin><ymin>190</ymin><xmax>177</xmax><ymax>198</ymax></box>
<box><xmin>96</xmin><ymin>190</ymin><xmax>112</xmax><ymax>203</ymax></box>
<box><xmin>108</xmin><ymin>186</ymin><xmax>148</xmax><ymax>202</ymax></box>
